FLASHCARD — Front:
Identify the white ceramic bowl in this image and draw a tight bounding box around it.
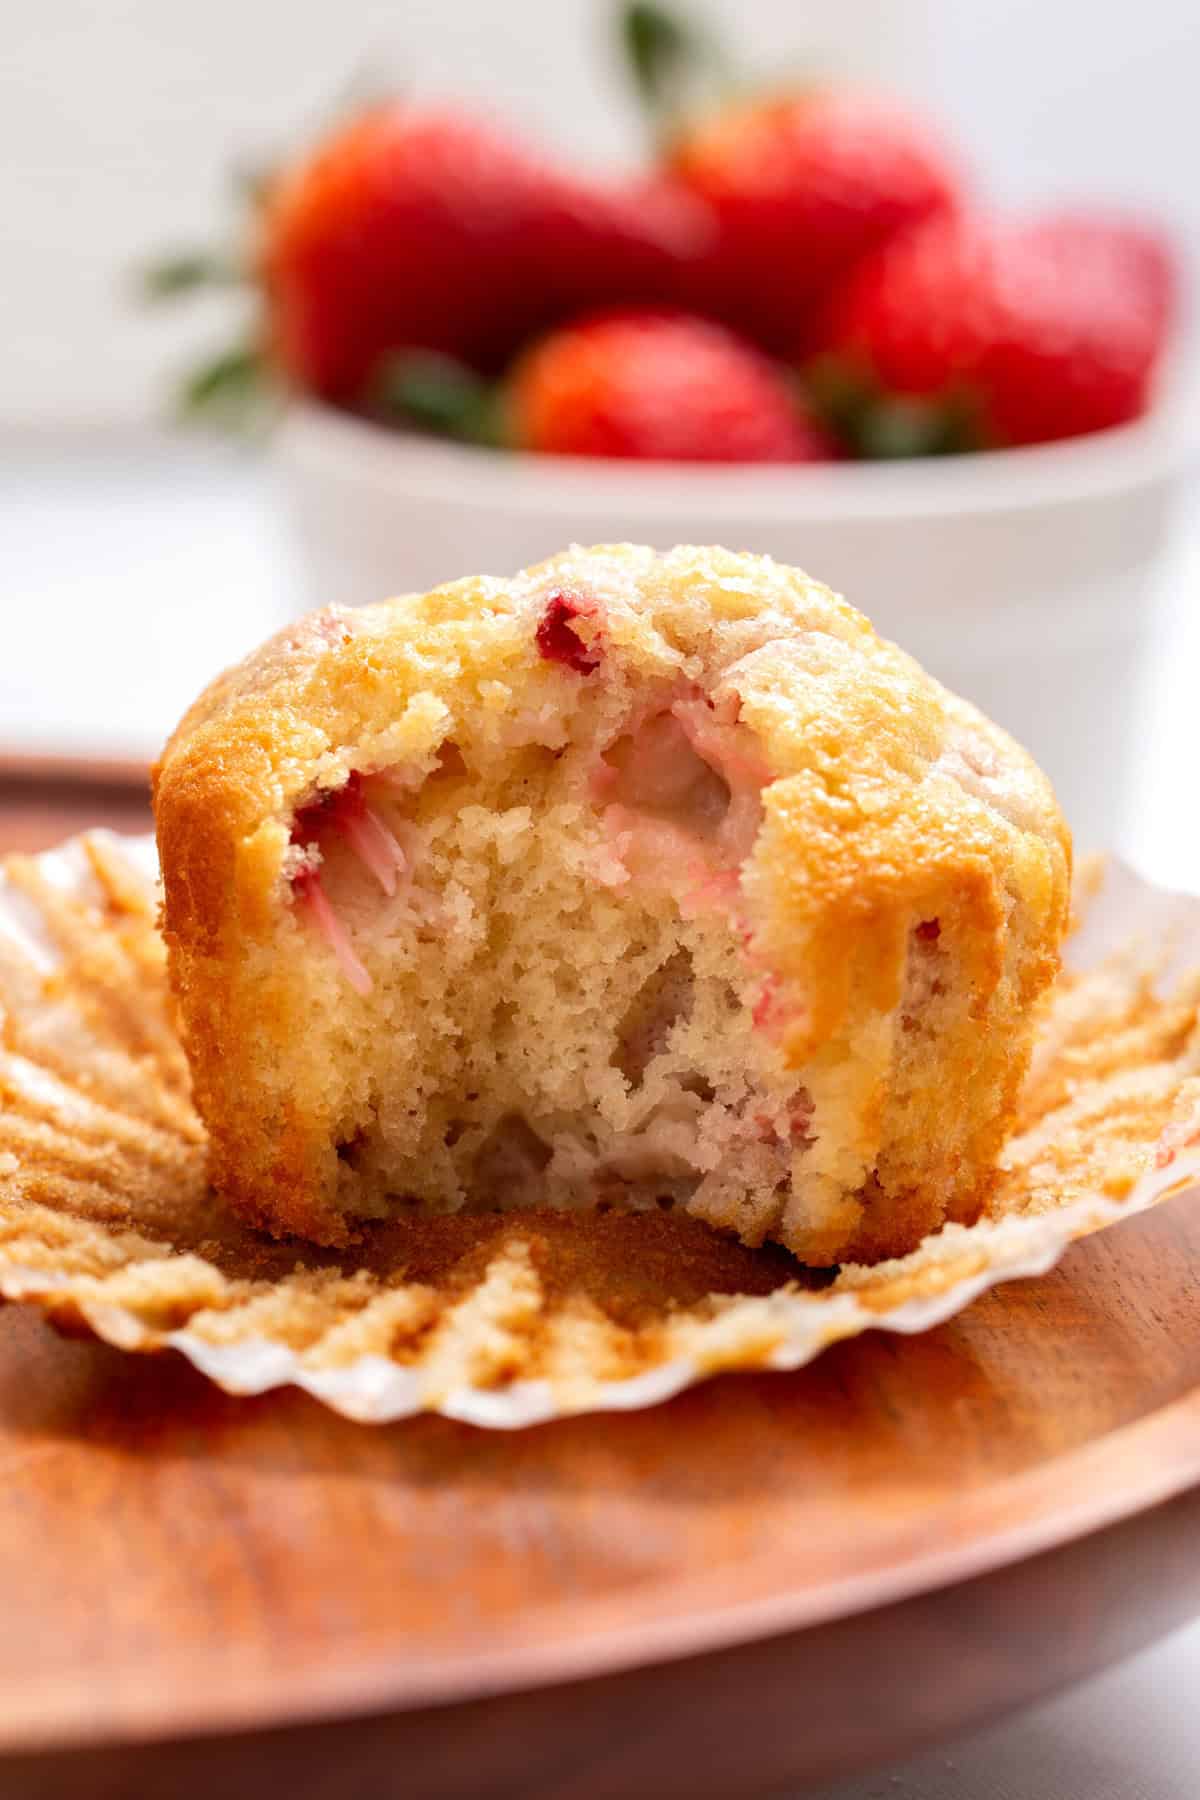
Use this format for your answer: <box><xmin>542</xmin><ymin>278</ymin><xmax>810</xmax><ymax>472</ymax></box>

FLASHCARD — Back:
<box><xmin>275</xmin><ymin>392</ymin><xmax>1196</xmax><ymax>848</ymax></box>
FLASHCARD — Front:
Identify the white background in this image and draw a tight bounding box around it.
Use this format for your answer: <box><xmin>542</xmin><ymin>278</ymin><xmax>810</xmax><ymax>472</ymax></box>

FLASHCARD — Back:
<box><xmin>3</xmin><ymin>0</ymin><xmax>1199</xmax><ymax>427</ymax></box>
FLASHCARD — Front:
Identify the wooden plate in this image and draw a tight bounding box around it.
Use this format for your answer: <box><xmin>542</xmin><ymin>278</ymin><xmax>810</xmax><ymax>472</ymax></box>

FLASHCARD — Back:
<box><xmin>0</xmin><ymin>772</ymin><xmax>1198</xmax><ymax>1800</ymax></box>
<box><xmin>0</xmin><ymin>752</ymin><xmax>151</xmax><ymax>856</ymax></box>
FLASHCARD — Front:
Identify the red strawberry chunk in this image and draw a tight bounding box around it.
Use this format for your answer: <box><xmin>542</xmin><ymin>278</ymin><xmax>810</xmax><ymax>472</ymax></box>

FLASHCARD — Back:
<box><xmin>292</xmin><ymin>866</ymin><xmax>372</xmax><ymax>995</ymax></box>
<box><xmin>288</xmin><ymin>769</ymin><xmax>412</xmax><ymax>990</ymax></box>
<box><xmin>291</xmin><ymin>771</ymin><xmax>405</xmax><ymax>895</ymax></box>
<box><xmin>535</xmin><ymin>591</ymin><xmax>602</xmax><ymax>673</ymax></box>
<box><xmin>595</xmin><ymin>689</ymin><xmax>769</xmax><ymax>904</ymax></box>
<box><xmin>290</xmin><ymin>770</ymin><xmax>363</xmax><ymax>846</ymax></box>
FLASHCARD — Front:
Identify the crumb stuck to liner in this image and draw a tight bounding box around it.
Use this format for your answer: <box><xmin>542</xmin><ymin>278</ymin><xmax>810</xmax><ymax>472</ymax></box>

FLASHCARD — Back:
<box><xmin>0</xmin><ymin>831</ymin><xmax>1198</xmax><ymax>1428</ymax></box>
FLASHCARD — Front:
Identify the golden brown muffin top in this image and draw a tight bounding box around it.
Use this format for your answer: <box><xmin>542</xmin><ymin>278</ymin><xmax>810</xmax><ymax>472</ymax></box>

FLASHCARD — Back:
<box><xmin>154</xmin><ymin>542</ymin><xmax>1071</xmax><ymax>1058</ymax></box>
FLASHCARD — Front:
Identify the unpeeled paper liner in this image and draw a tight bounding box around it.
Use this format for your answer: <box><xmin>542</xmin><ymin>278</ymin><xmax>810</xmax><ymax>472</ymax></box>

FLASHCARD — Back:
<box><xmin>1</xmin><ymin>831</ymin><xmax>1199</xmax><ymax>1428</ymax></box>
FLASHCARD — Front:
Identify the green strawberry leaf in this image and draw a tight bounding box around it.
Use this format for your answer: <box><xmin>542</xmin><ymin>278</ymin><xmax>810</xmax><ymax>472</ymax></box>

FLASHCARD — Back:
<box><xmin>140</xmin><ymin>250</ymin><xmax>246</xmax><ymax>301</ymax></box>
<box><xmin>802</xmin><ymin>355</ymin><xmax>984</xmax><ymax>459</ymax></box>
<box><xmin>372</xmin><ymin>351</ymin><xmax>503</xmax><ymax>446</ymax></box>
<box><xmin>176</xmin><ymin>343</ymin><xmax>276</xmax><ymax>433</ymax></box>
<box><xmin>855</xmin><ymin>396</ymin><xmax>967</xmax><ymax>459</ymax></box>
<box><xmin>618</xmin><ymin>2</ymin><xmax>730</xmax><ymax>142</ymax></box>
<box><xmin>623</xmin><ymin>3</ymin><xmax>694</xmax><ymax>107</ymax></box>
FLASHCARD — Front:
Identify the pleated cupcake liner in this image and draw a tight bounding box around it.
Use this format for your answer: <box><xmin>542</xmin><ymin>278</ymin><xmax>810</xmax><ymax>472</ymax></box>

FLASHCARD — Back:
<box><xmin>0</xmin><ymin>832</ymin><xmax>1197</xmax><ymax>1427</ymax></box>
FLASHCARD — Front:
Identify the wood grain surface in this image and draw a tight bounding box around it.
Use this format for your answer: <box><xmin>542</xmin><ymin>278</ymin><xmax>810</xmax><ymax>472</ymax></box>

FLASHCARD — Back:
<box><xmin>0</xmin><ymin>754</ymin><xmax>150</xmax><ymax>855</ymax></box>
<box><xmin>0</xmin><ymin>772</ymin><xmax>1198</xmax><ymax>1800</ymax></box>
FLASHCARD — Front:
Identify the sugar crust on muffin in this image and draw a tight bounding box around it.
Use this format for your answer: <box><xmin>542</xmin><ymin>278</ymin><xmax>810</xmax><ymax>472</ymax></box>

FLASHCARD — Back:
<box><xmin>153</xmin><ymin>544</ymin><xmax>1071</xmax><ymax>1261</ymax></box>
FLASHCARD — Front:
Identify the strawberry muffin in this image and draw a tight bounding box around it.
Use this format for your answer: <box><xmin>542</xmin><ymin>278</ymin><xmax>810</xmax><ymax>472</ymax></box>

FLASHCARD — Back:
<box><xmin>154</xmin><ymin>545</ymin><xmax>1070</xmax><ymax>1261</ymax></box>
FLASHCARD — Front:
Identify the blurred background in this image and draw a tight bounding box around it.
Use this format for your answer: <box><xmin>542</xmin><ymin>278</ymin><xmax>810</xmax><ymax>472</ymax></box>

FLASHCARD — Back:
<box><xmin>1</xmin><ymin>0</ymin><xmax>1198</xmax><ymax>874</ymax></box>
<box><xmin>6</xmin><ymin>0</ymin><xmax>1200</xmax><ymax>423</ymax></box>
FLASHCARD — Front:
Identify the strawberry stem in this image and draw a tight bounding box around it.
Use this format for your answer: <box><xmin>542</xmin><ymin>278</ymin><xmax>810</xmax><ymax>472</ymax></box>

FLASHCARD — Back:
<box><xmin>855</xmin><ymin>395</ymin><xmax>979</xmax><ymax>459</ymax></box>
<box><xmin>371</xmin><ymin>351</ymin><xmax>502</xmax><ymax>445</ymax></box>
<box><xmin>802</xmin><ymin>356</ymin><xmax>983</xmax><ymax>460</ymax></box>
<box><xmin>140</xmin><ymin>249</ymin><xmax>246</xmax><ymax>300</ymax></box>
<box><xmin>176</xmin><ymin>342</ymin><xmax>276</xmax><ymax>432</ymax></box>
<box><xmin>618</xmin><ymin>2</ymin><xmax>730</xmax><ymax>143</ymax></box>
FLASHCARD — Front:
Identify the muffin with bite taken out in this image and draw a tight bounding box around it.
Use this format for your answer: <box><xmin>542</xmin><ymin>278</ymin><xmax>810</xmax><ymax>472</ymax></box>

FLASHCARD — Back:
<box><xmin>153</xmin><ymin>544</ymin><xmax>1070</xmax><ymax>1260</ymax></box>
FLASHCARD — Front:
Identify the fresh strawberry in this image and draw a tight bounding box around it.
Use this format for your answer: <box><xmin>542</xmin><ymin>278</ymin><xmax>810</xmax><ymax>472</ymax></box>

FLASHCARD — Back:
<box><xmin>808</xmin><ymin>212</ymin><xmax>1173</xmax><ymax>453</ymax></box>
<box><xmin>619</xmin><ymin>5</ymin><xmax>960</xmax><ymax>349</ymax></box>
<box><xmin>1019</xmin><ymin>212</ymin><xmax>1178</xmax><ymax>338</ymax></box>
<box><xmin>669</xmin><ymin>93</ymin><xmax>961</xmax><ymax>349</ymax></box>
<box><xmin>261</xmin><ymin>105</ymin><xmax>709</xmax><ymax>404</ymax></box>
<box><xmin>504</xmin><ymin>308</ymin><xmax>833</xmax><ymax>461</ymax></box>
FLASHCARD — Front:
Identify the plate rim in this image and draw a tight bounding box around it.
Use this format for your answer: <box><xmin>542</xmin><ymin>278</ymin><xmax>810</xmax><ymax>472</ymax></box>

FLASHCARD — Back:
<box><xmin>1</xmin><ymin>1287</ymin><xmax>1198</xmax><ymax>1756</ymax></box>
